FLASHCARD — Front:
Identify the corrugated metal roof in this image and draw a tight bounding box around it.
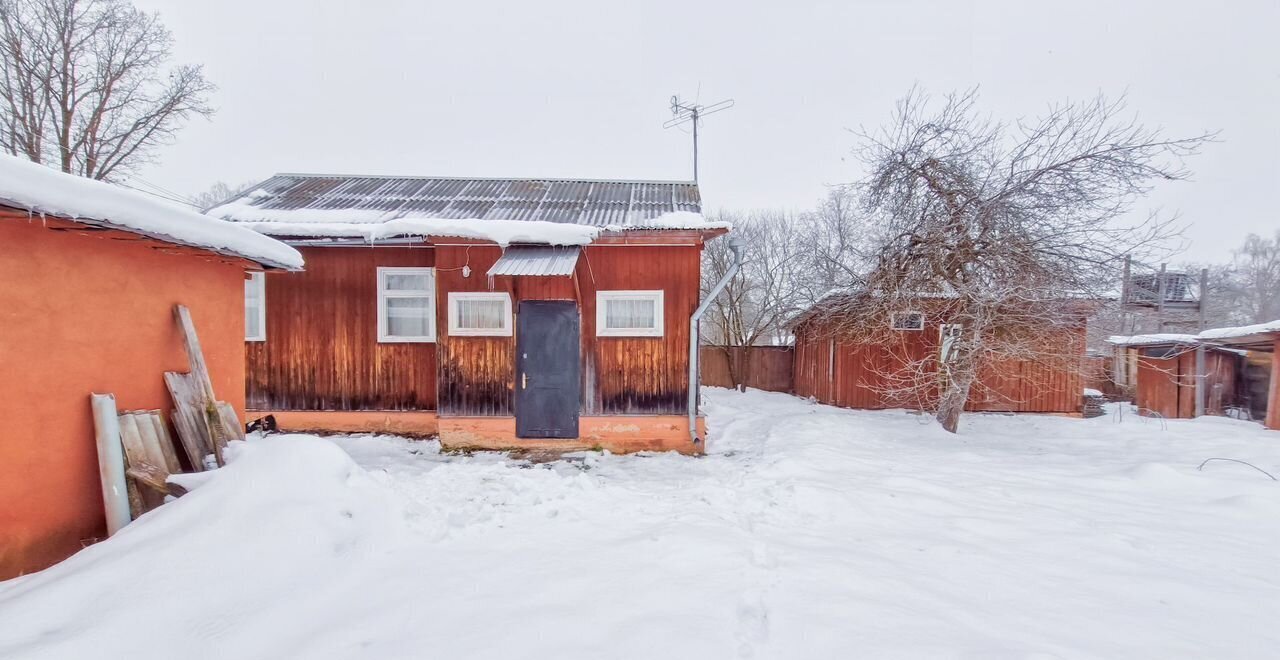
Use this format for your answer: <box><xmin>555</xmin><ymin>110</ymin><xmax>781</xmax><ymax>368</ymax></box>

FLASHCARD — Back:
<box><xmin>487</xmin><ymin>246</ymin><xmax>580</xmax><ymax>277</ymax></box>
<box><xmin>211</xmin><ymin>174</ymin><xmax>701</xmax><ymax>228</ymax></box>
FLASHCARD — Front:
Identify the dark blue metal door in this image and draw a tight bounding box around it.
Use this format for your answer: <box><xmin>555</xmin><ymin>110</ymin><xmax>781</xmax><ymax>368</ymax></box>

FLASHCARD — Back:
<box><xmin>516</xmin><ymin>301</ymin><xmax>580</xmax><ymax>439</ymax></box>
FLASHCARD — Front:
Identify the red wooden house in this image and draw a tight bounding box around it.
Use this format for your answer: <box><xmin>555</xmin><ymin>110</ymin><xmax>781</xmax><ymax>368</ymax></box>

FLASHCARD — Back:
<box><xmin>790</xmin><ymin>295</ymin><xmax>1088</xmax><ymax>414</ymax></box>
<box><xmin>0</xmin><ymin>155</ymin><xmax>301</xmax><ymax>578</ymax></box>
<box><xmin>208</xmin><ymin>174</ymin><xmax>728</xmax><ymax>454</ymax></box>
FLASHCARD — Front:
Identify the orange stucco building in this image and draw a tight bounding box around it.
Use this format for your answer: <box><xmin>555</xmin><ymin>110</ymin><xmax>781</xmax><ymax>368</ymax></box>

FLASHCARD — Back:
<box><xmin>0</xmin><ymin>158</ymin><xmax>301</xmax><ymax>579</ymax></box>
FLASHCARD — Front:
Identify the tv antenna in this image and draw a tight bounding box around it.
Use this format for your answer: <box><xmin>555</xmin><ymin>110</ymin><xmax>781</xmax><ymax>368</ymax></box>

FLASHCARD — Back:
<box><xmin>663</xmin><ymin>94</ymin><xmax>734</xmax><ymax>184</ymax></box>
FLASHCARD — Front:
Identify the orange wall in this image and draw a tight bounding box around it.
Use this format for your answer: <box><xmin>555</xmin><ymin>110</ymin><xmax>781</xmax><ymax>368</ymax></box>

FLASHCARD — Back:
<box><xmin>0</xmin><ymin>214</ymin><xmax>250</xmax><ymax>579</ymax></box>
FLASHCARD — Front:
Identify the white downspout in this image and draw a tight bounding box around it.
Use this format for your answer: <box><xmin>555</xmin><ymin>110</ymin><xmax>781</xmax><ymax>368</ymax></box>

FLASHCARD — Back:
<box><xmin>689</xmin><ymin>235</ymin><xmax>746</xmax><ymax>445</ymax></box>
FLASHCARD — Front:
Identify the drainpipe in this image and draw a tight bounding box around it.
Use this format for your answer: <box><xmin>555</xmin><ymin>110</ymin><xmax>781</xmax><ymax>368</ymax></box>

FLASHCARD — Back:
<box><xmin>689</xmin><ymin>234</ymin><xmax>746</xmax><ymax>445</ymax></box>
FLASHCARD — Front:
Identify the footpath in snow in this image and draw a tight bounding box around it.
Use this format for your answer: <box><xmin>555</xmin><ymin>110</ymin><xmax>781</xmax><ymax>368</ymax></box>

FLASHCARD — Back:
<box><xmin>1</xmin><ymin>388</ymin><xmax>1278</xmax><ymax>659</ymax></box>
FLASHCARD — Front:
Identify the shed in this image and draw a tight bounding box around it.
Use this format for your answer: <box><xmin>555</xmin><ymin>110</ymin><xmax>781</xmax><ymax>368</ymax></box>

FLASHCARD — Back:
<box><xmin>0</xmin><ymin>155</ymin><xmax>302</xmax><ymax>579</ymax></box>
<box><xmin>789</xmin><ymin>294</ymin><xmax>1089</xmax><ymax>414</ymax></box>
<box><xmin>1197</xmin><ymin>321</ymin><xmax>1280</xmax><ymax>430</ymax></box>
<box><xmin>1107</xmin><ymin>335</ymin><xmax>1244</xmax><ymax>420</ymax></box>
<box><xmin>206</xmin><ymin>174</ymin><xmax>729</xmax><ymax>454</ymax></box>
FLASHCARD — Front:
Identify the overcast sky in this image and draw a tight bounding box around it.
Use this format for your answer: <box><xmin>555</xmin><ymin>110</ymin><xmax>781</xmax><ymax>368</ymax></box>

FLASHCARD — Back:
<box><xmin>130</xmin><ymin>0</ymin><xmax>1278</xmax><ymax>263</ymax></box>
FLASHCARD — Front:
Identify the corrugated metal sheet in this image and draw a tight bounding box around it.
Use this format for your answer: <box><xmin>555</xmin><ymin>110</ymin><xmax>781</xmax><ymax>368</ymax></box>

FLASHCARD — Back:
<box><xmin>487</xmin><ymin>246</ymin><xmax>580</xmax><ymax>277</ymax></box>
<box><xmin>214</xmin><ymin>174</ymin><xmax>701</xmax><ymax>227</ymax></box>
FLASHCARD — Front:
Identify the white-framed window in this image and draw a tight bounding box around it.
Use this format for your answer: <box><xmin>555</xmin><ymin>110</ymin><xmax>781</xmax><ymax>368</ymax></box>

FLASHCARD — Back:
<box><xmin>245</xmin><ymin>272</ymin><xmax>266</xmax><ymax>342</ymax></box>
<box><xmin>448</xmin><ymin>292</ymin><xmax>513</xmax><ymax>336</ymax></box>
<box><xmin>377</xmin><ymin>267</ymin><xmax>436</xmax><ymax>342</ymax></box>
<box><xmin>890</xmin><ymin>311</ymin><xmax>925</xmax><ymax>331</ymax></box>
<box><xmin>597</xmin><ymin>290</ymin><xmax>664</xmax><ymax>337</ymax></box>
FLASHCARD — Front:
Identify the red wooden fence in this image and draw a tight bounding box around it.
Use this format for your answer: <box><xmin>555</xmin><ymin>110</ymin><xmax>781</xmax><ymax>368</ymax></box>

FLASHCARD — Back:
<box><xmin>700</xmin><ymin>346</ymin><xmax>794</xmax><ymax>393</ymax></box>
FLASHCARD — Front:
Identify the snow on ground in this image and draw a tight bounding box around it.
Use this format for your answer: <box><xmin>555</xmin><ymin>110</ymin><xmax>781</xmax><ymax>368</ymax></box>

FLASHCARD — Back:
<box><xmin>2</xmin><ymin>389</ymin><xmax>1279</xmax><ymax>659</ymax></box>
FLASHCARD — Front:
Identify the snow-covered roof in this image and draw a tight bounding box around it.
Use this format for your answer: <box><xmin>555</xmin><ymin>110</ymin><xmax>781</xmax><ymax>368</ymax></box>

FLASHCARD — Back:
<box><xmin>1107</xmin><ymin>333</ymin><xmax>1199</xmax><ymax>347</ymax></box>
<box><xmin>1198</xmin><ymin>320</ymin><xmax>1280</xmax><ymax>341</ymax></box>
<box><xmin>206</xmin><ymin>174</ymin><xmax>728</xmax><ymax>246</ymax></box>
<box><xmin>0</xmin><ymin>155</ymin><xmax>303</xmax><ymax>270</ymax></box>
<box><xmin>1109</xmin><ymin>322</ymin><xmax>1280</xmax><ymax>352</ymax></box>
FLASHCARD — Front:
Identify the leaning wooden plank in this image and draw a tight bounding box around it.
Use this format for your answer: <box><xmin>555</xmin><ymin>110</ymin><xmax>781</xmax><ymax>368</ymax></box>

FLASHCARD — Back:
<box><xmin>217</xmin><ymin>402</ymin><xmax>245</xmax><ymax>442</ymax></box>
<box><xmin>127</xmin><ymin>463</ymin><xmax>174</xmax><ymax>496</ymax></box>
<box><xmin>173</xmin><ymin>305</ymin><xmax>233</xmax><ymax>465</ymax></box>
<box><xmin>118</xmin><ymin>413</ymin><xmax>164</xmax><ymax>512</ymax></box>
<box><xmin>90</xmin><ymin>393</ymin><xmax>131</xmax><ymax>535</ymax></box>
<box><xmin>174</xmin><ymin>305</ymin><xmax>214</xmax><ymax>395</ymax></box>
<box><xmin>125</xmin><ymin>479</ymin><xmax>145</xmax><ymax>521</ymax></box>
<box><xmin>165</xmin><ymin>371</ymin><xmax>211</xmax><ymax>471</ymax></box>
<box><xmin>204</xmin><ymin>401</ymin><xmax>227</xmax><ymax>467</ymax></box>
<box><xmin>169</xmin><ymin>405</ymin><xmax>205</xmax><ymax>472</ymax></box>
<box><xmin>144</xmin><ymin>410</ymin><xmax>182</xmax><ymax>474</ymax></box>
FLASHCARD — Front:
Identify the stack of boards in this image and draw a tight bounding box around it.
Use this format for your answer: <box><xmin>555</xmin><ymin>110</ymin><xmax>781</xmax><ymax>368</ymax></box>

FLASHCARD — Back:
<box><xmin>90</xmin><ymin>304</ymin><xmax>245</xmax><ymax>530</ymax></box>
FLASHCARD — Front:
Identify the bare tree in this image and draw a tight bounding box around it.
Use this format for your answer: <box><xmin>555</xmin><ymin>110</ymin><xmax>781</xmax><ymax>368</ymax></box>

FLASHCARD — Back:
<box><xmin>819</xmin><ymin>88</ymin><xmax>1211</xmax><ymax>432</ymax></box>
<box><xmin>0</xmin><ymin>0</ymin><xmax>213</xmax><ymax>180</ymax></box>
<box><xmin>191</xmin><ymin>179</ymin><xmax>255</xmax><ymax>210</ymax></box>
<box><xmin>702</xmin><ymin>210</ymin><xmax>808</xmax><ymax>389</ymax></box>
<box><xmin>793</xmin><ymin>188</ymin><xmax>870</xmax><ymax>304</ymax></box>
<box><xmin>1219</xmin><ymin>232</ymin><xmax>1280</xmax><ymax>324</ymax></box>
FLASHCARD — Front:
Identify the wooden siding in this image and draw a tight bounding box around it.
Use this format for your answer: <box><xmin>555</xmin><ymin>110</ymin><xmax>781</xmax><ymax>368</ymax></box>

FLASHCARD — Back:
<box><xmin>434</xmin><ymin>245</ymin><xmax>516</xmax><ymax>416</ymax></box>
<box><xmin>1135</xmin><ymin>348</ymin><xmax>1240</xmax><ymax>419</ymax></box>
<box><xmin>433</xmin><ymin>241</ymin><xmax>702</xmax><ymax>417</ymax></box>
<box><xmin>249</xmin><ymin>239</ymin><xmax>705</xmax><ymax>418</ymax></box>
<box><xmin>247</xmin><ymin>247</ymin><xmax>438</xmax><ymax>411</ymax></box>
<box><xmin>580</xmin><ymin>244</ymin><xmax>700</xmax><ymax>414</ymax></box>
<box><xmin>793</xmin><ymin>317</ymin><xmax>1086</xmax><ymax>413</ymax></box>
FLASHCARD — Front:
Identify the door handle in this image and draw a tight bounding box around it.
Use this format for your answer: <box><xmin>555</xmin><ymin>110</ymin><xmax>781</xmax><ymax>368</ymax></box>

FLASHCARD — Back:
<box><xmin>522</xmin><ymin>372</ymin><xmax>528</xmax><ymax>390</ymax></box>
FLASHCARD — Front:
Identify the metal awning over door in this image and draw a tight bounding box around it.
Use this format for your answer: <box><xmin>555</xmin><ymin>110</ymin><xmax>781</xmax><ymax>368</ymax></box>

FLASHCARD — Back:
<box><xmin>487</xmin><ymin>246</ymin><xmax>580</xmax><ymax>277</ymax></box>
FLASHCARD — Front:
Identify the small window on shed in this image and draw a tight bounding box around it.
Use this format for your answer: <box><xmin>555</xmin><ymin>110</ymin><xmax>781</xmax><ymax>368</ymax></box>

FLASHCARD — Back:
<box><xmin>597</xmin><ymin>290</ymin><xmax>664</xmax><ymax>337</ymax></box>
<box><xmin>1141</xmin><ymin>346</ymin><xmax>1180</xmax><ymax>359</ymax></box>
<box><xmin>377</xmin><ymin>267</ymin><xmax>436</xmax><ymax>342</ymax></box>
<box><xmin>245</xmin><ymin>272</ymin><xmax>266</xmax><ymax>342</ymax></box>
<box><xmin>448</xmin><ymin>292</ymin><xmax>513</xmax><ymax>336</ymax></box>
<box><xmin>890</xmin><ymin>311</ymin><xmax>925</xmax><ymax>331</ymax></box>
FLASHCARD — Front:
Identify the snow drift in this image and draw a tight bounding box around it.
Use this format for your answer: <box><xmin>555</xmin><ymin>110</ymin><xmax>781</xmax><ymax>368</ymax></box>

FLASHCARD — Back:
<box><xmin>2</xmin><ymin>390</ymin><xmax>1278</xmax><ymax>658</ymax></box>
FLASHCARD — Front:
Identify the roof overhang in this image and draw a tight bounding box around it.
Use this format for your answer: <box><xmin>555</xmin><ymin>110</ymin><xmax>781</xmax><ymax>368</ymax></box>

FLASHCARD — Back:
<box><xmin>1203</xmin><ymin>333</ymin><xmax>1279</xmax><ymax>352</ymax></box>
<box><xmin>0</xmin><ymin>206</ymin><xmax>301</xmax><ymax>271</ymax></box>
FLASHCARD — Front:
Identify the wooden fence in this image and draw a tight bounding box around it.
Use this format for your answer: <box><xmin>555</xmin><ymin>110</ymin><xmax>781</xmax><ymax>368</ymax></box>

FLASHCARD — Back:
<box><xmin>700</xmin><ymin>346</ymin><xmax>794</xmax><ymax>393</ymax></box>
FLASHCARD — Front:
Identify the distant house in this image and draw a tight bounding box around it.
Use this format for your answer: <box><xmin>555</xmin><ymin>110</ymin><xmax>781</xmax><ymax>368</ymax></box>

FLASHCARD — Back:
<box><xmin>207</xmin><ymin>174</ymin><xmax>728</xmax><ymax>454</ymax></box>
<box><xmin>0</xmin><ymin>155</ymin><xmax>302</xmax><ymax>579</ymax></box>
<box><xmin>789</xmin><ymin>294</ymin><xmax>1089</xmax><ymax>414</ymax></box>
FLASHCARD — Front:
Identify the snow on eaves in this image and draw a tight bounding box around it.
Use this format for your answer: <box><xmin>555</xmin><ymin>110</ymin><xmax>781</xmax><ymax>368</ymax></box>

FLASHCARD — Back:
<box><xmin>1197</xmin><ymin>319</ymin><xmax>1280</xmax><ymax>340</ymax></box>
<box><xmin>207</xmin><ymin>199</ymin><xmax>729</xmax><ymax>247</ymax></box>
<box><xmin>1109</xmin><ymin>321</ymin><xmax>1280</xmax><ymax>348</ymax></box>
<box><xmin>0</xmin><ymin>155</ymin><xmax>303</xmax><ymax>270</ymax></box>
<box><xmin>1106</xmin><ymin>333</ymin><xmax>1199</xmax><ymax>347</ymax></box>
<box><xmin>235</xmin><ymin>217</ymin><xmax>601</xmax><ymax>247</ymax></box>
